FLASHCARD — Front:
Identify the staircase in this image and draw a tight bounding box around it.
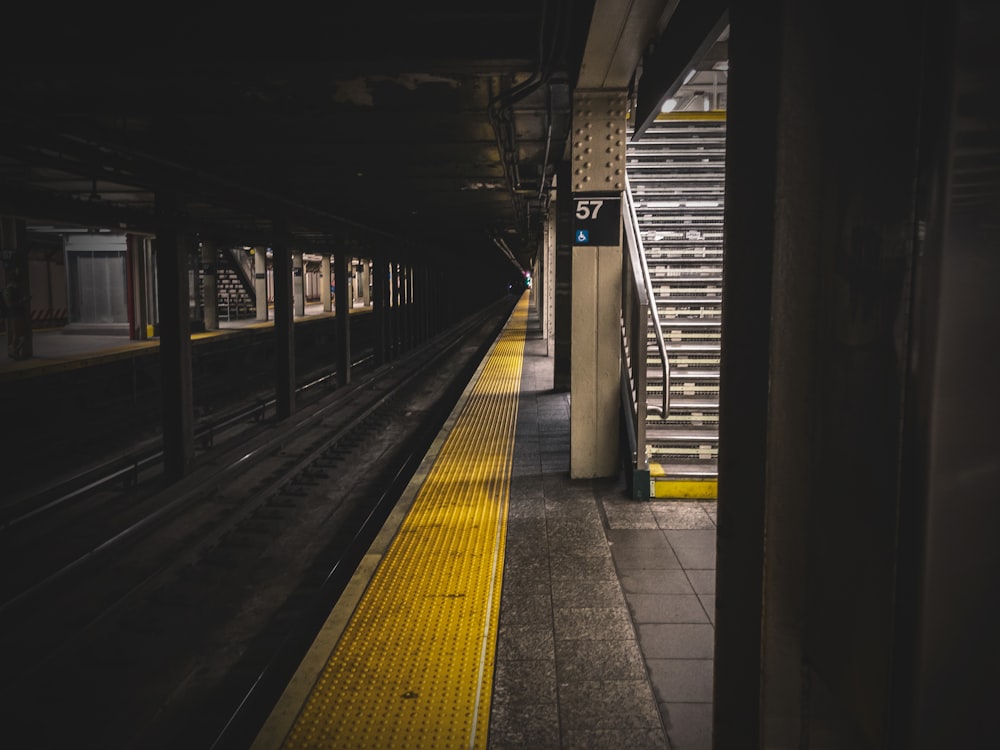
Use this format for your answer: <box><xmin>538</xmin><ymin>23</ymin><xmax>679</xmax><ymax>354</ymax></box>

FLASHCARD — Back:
<box><xmin>627</xmin><ymin>114</ymin><xmax>725</xmax><ymax>499</ymax></box>
<box><xmin>210</xmin><ymin>247</ymin><xmax>257</xmax><ymax>321</ymax></box>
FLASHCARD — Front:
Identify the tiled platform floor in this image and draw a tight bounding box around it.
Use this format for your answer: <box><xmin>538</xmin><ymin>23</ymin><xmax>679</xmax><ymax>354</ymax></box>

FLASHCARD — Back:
<box><xmin>488</xmin><ymin>306</ymin><xmax>716</xmax><ymax>750</ymax></box>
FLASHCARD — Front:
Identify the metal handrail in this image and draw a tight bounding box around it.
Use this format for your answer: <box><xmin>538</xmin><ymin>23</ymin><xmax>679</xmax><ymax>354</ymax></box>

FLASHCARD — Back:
<box><xmin>624</xmin><ymin>174</ymin><xmax>671</xmax><ymax>419</ymax></box>
<box><xmin>620</xmin><ymin>234</ymin><xmax>648</xmax><ymax>472</ymax></box>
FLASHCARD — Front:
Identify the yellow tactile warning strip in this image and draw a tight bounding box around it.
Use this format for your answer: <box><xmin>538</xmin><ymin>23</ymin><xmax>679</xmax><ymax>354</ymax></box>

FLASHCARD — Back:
<box><xmin>649</xmin><ymin>464</ymin><xmax>718</xmax><ymax>500</ymax></box>
<box><xmin>279</xmin><ymin>296</ymin><xmax>528</xmax><ymax>750</ymax></box>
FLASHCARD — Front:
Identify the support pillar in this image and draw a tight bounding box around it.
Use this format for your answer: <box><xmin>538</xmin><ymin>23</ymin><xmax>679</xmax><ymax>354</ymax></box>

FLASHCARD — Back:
<box><xmin>254</xmin><ymin>246</ymin><xmax>268</xmax><ymax>321</ymax></box>
<box><xmin>273</xmin><ymin>229</ymin><xmax>295</xmax><ymax>419</ymax></box>
<box><xmin>402</xmin><ymin>264</ymin><xmax>413</xmax><ymax>352</ymax></box>
<box><xmin>568</xmin><ymin>89</ymin><xmax>626</xmax><ymax>478</ymax></box>
<box><xmin>372</xmin><ymin>253</ymin><xmax>387</xmax><ymax>365</ymax></box>
<box><xmin>420</xmin><ymin>266</ymin><xmax>430</xmax><ymax>343</ymax></box>
<box><xmin>554</xmin><ymin>159</ymin><xmax>573</xmax><ymax>391</ymax></box>
<box><xmin>127</xmin><ymin>234</ymin><xmax>150</xmax><ymax>340</ymax></box>
<box><xmin>321</xmin><ymin>254</ymin><xmax>332</xmax><ymax>313</ymax></box>
<box><xmin>543</xmin><ymin>204</ymin><xmax>556</xmax><ymax>349</ymax></box>
<box><xmin>334</xmin><ymin>251</ymin><xmax>351</xmax><ymax>386</ymax></box>
<box><xmin>201</xmin><ymin>239</ymin><xmax>218</xmax><ymax>330</ymax></box>
<box><xmin>1</xmin><ymin>217</ymin><xmax>32</xmax><ymax>360</ymax></box>
<box><xmin>292</xmin><ymin>251</ymin><xmax>304</xmax><ymax>318</ymax></box>
<box><xmin>153</xmin><ymin>192</ymin><xmax>194</xmax><ymax>480</ymax></box>
<box><xmin>390</xmin><ymin>261</ymin><xmax>401</xmax><ymax>358</ymax></box>
<box><xmin>359</xmin><ymin>259</ymin><xmax>371</xmax><ymax>307</ymax></box>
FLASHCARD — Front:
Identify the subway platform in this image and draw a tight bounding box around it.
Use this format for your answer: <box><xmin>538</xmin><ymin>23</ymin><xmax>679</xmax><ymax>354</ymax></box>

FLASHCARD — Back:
<box><xmin>0</xmin><ymin>300</ymin><xmax>355</xmax><ymax>372</ymax></box>
<box><xmin>251</xmin><ymin>293</ymin><xmax>717</xmax><ymax>750</ymax></box>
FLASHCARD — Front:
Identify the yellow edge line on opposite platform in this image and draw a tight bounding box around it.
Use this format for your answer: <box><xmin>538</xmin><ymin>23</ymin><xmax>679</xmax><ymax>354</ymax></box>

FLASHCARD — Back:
<box><xmin>251</xmin><ymin>294</ymin><xmax>528</xmax><ymax>750</ymax></box>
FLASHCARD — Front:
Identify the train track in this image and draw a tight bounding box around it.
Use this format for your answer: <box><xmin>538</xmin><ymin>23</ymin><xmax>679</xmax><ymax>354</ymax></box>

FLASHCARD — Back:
<box><xmin>0</xmin><ymin>299</ymin><xmax>515</xmax><ymax>750</ymax></box>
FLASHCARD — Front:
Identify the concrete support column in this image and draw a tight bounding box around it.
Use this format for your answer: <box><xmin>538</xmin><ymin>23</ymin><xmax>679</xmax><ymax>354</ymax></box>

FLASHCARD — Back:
<box><xmin>292</xmin><ymin>251</ymin><xmax>304</xmax><ymax>317</ymax></box>
<box><xmin>1</xmin><ymin>216</ymin><xmax>31</xmax><ymax>360</ymax></box>
<box><xmin>554</xmin><ymin>159</ymin><xmax>573</xmax><ymax>391</ymax></box>
<box><xmin>402</xmin><ymin>264</ymin><xmax>413</xmax><ymax>352</ymax></box>
<box><xmin>570</xmin><ymin>244</ymin><xmax>622</xmax><ymax>478</ymax></box>
<box><xmin>420</xmin><ymin>266</ymin><xmax>430</xmax><ymax>343</ymax></box>
<box><xmin>201</xmin><ymin>240</ymin><xmax>218</xmax><ymax>330</ymax></box>
<box><xmin>568</xmin><ymin>89</ymin><xmax>626</xmax><ymax>478</ymax></box>
<box><xmin>320</xmin><ymin>254</ymin><xmax>332</xmax><ymax>313</ymax></box>
<box><xmin>334</xmin><ymin>251</ymin><xmax>351</xmax><ymax>386</ymax></box>
<box><xmin>359</xmin><ymin>259</ymin><xmax>371</xmax><ymax>307</ymax></box>
<box><xmin>372</xmin><ymin>254</ymin><xmax>387</xmax><ymax>365</ymax></box>
<box><xmin>272</xmin><ymin>229</ymin><xmax>295</xmax><ymax>420</ymax></box>
<box><xmin>127</xmin><ymin>234</ymin><xmax>150</xmax><ymax>340</ymax></box>
<box><xmin>390</xmin><ymin>261</ymin><xmax>401</xmax><ymax>357</ymax></box>
<box><xmin>153</xmin><ymin>191</ymin><xmax>194</xmax><ymax>480</ymax></box>
<box><xmin>253</xmin><ymin>246</ymin><xmax>268</xmax><ymax>321</ymax></box>
<box><xmin>544</xmin><ymin>206</ymin><xmax>556</xmax><ymax>348</ymax></box>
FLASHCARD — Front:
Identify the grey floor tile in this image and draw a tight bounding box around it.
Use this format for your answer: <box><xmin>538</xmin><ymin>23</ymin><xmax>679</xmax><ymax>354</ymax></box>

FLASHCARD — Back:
<box><xmin>553</xmin><ymin>606</ymin><xmax>635</xmax><ymax>640</ymax></box>
<box><xmin>620</xmin><ymin>569</ymin><xmax>694</xmax><ymax>595</ymax></box>
<box><xmin>602</xmin><ymin>500</ymin><xmax>660</xmax><ymax>529</ymax></box>
<box><xmin>662</xmin><ymin>702</ymin><xmax>713</xmax><ymax>750</ymax></box>
<box><xmin>550</xmin><ymin>552</ymin><xmax>618</xmax><ymax>581</ymax></box>
<box><xmin>698</xmin><ymin>594</ymin><xmax>715</xmax><ymax>624</ymax></box>
<box><xmin>552</xmin><ymin>578</ymin><xmax>627</xmax><ymax>609</ymax></box>
<box><xmin>558</xmin><ymin>680</ymin><xmax>663</xmax><ymax>731</ymax></box>
<box><xmin>492</xmin><ymin>657</ymin><xmax>558</xmax><ymax>706</ymax></box>
<box><xmin>498</xmin><ymin>593</ymin><xmax>553</xmax><ymax>630</ymax></box>
<box><xmin>651</xmin><ymin>503</ymin><xmax>716</xmax><ymax>530</ymax></box>
<box><xmin>504</xmin><ymin>519</ymin><xmax>548</xmax><ymax>554</ymax></box>
<box><xmin>496</xmin><ymin>620</ymin><xmax>555</xmax><ymax>660</ymax></box>
<box><xmin>664</xmin><ymin>530</ymin><xmax>717</xmax><ymax>569</ymax></box>
<box><xmin>545</xmin><ymin>500</ymin><xmax>601</xmax><ymax>523</ymax></box>
<box><xmin>610</xmin><ymin>544</ymin><xmax>683</xmax><ymax>571</ymax></box>
<box><xmin>627</xmin><ymin>593</ymin><xmax>710</xmax><ymax>624</ymax></box>
<box><xmin>606</xmin><ymin>528</ymin><xmax>671</xmax><ymax>548</ymax></box>
<box><xmin>646</xmin><ymin>659</ymin><xmax>714</xmax><ymax>703</ymax></box>
<box><xmin>555</xmin><ymin>638</ymin><xmax>647</xmax><ymax>681</ymax></box>
<box><xmin>562</xmin><ymin>727</ymin><xmax>670</xmax><ymax>749</ymax></box>
<box><xmin>637</xmin><ymin>623</ymin><xmax>715</xmax><ymax>659</ymax></box>
<box><xmin>507</xmin><ymin>501</ymin><xmax>547</xmax><ymax>520</ymax></box>
<box><xmin>489</xmin><ymin>699</ymin><xmax>561</xmax><ymax>749</ymax></box>
<box><xmin>547</xmin><ymin>524</ymin><xmax>609</xmax><ymax>556</ymax></box>
<box><xmin>501</xmin><ymin>559</ymin><xmax>550</xmax><ymax>595</ymax></box>
<box><xmin>684</xmin><ymin>570</ymin><xmax>715</xmax><ymax>595</ymax></box>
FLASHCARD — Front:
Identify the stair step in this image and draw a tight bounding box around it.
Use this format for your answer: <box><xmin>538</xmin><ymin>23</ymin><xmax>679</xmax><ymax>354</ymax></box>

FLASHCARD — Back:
<box><xmin>629</xmin><ymin>117</ymin><xmax>725</xmax><ymax>496</ymax></box>
<box><xmin>647</xmin><ymin>367</ymin><xmax>719</xmax><ymax>379</ymax></box>
<box><xmin>648</xmin><ymin>468</ymin><xmax>718</xmax><ymax>500</ymax></box>
<box><xmin>645</xmin><ymin>427</ymin><xmax>719</xmax><ymax>442</ymax></box>
<box><xmin>649</xmin><ymin>397</ymin><xmax>718</xmax><ymax>410</ymax></box>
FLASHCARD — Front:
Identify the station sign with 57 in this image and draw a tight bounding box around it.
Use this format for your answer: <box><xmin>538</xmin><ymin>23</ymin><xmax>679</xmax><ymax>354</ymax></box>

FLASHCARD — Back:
<box><xmin>572</xmin><ymin>194</ymin><xmax>621</xmax><ymax>246</ymax></box>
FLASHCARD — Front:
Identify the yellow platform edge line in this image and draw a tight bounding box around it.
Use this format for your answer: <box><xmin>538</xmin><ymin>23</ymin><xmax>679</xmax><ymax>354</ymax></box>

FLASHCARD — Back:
<box><xmin>251</xmin><ymin>295</ymin><xmax>527</xmax><ymax>750</ymax></box>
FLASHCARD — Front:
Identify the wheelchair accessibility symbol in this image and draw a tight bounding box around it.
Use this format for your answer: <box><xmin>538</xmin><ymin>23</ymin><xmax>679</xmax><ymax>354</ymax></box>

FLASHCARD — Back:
<box><xmin>576</xmin><ymin>230</ymin><xmax>589</xmax><ymax>243</ymax></box>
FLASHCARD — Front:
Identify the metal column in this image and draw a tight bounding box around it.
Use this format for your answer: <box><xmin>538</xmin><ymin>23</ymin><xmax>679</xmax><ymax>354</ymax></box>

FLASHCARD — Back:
<box><xmin>254</xmin><ymin>246</ymin><xmax>268</xmax><ymax>322</ymax></box>
<box><xmin>273</xmin><ymin>229</ymin><xmax>295</xmax><ymax>420</ymax></box>
<box><xmin>201</xmin><ymin>239</ymin><xmax>218</xmax><ymax>330</ymax></box>
<box><xmin>334</xmin><ymin>251</ymin><xmax>351</xmax><ymax>386</ymax></box>
<box><xmin>153</xmin><ymin>192</ymin><xmax>194</xmax><ymax>480</ymax></box>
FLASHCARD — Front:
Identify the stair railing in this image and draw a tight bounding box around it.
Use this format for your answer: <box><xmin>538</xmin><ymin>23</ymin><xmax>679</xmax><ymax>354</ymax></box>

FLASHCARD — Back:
<box><xmin>621</xmin><ymin>209</ymin><xmax>648</xmax><ymax>485</ymax></box>
<box><xmin>624</xmin><ymin>174</ymin><xmax>671</xmax><ymax>418</ymax></box>
<box><xmin>621</xmin><ymin>175</ymin><xmax>671</xmax><ymax>497</ymax></box>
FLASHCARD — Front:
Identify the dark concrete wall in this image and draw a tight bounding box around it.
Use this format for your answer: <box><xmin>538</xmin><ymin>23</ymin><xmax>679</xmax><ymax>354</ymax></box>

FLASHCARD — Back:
<box><xmin>909</xmin><ymin>4</ymin><xmax>1000</xmax><ymax>747</ymax></box>
<box><xmin>716</xmin><ymin>1</ymin><xmax>996</xmax><ymax>748</ymax></box>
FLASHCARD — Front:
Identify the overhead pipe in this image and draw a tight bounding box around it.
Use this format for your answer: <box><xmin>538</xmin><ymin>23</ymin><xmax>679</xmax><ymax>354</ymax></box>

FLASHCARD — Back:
<box><xmin>487</xmin><ymin>0</ymin><xmax>568</xmax><ymax>236</ymax></box>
